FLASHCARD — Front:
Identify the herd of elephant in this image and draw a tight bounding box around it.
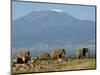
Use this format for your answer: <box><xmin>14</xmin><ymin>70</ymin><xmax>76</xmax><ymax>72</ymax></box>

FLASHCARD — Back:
<box><xmin>13</xmin><ymin>48</ymin><xmax>90</xmax><ymax>64</ymax></box>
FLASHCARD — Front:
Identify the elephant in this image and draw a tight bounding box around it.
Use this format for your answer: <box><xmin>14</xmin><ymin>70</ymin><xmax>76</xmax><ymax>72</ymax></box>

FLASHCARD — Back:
<box><xmin>17</xmin><ymin>51</ymin><xmax>31</xmax><ymax>63</ymax></box>
<box><xmin>76</xmin><ymin>48</ymin><xmax>90</xmax><ymax>59</ymax></box>
<box><xmin>51</xmin><ymin>48</ymin><xmax>68</xmax><ymax>61</ymax></box>
<box><xmin>38</xmin><ymin>52</ymin><xmax>51</xmax><ymax>60</ymax></box>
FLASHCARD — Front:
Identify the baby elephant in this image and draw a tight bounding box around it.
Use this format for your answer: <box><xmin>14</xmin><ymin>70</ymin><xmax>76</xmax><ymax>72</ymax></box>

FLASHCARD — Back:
<box><xmin>31</xmin><ymin>56</ymin><xmax>39</xmax><ymax>63</ymax></box>
<box><xmin>76</xmin><ymin>48</ymin><xmax>90</xmax><ymax>59</ymax></box>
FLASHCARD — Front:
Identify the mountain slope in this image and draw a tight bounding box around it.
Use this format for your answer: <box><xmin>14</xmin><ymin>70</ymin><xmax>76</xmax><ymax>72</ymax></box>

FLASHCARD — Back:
<box><xmin>12</xmin><ymin>10</ymin><xmax>95</xmax><ymax>49</ymax></box>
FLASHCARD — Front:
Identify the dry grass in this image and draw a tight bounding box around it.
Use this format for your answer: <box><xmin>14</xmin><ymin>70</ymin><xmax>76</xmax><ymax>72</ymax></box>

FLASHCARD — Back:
<box><xmin>11</xmin><ymin>58</ymin><xmax>96</xmax><ymax>75</ymax></box>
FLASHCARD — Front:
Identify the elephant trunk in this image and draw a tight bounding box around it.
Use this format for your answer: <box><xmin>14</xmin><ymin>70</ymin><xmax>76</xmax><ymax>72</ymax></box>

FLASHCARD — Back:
<box><xmin>64</xmin><ymin>50</ymin><xmax>67</xmax><ymax>57</ymax></box>
<box><xmin>62</xmin><ymin>50</ymin><xmax>67</xmax><ymax>59</ymax></box>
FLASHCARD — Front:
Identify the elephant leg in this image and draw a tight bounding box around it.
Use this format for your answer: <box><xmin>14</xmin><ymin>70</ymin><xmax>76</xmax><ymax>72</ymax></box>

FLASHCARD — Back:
<box><xmin>86</xmin><ymin>50</ymin><xmax>90</xmax><ymax>58</ymax></box>
<box><xmin>57</xmin><ymin>54</ymin><xmax>60</xmax><ymax>59</ymax></box>
<box><xmin>82</xmin><ymin>55</ymin><xmax>85</xmax><ymax>59</ymax></box>
<box><xmin>78</xmin><ymin>55</ymin><xmax>82</xmax><ymax>59</ymax></box>
<box><xmin>17</xmin><ymin>57</ymin><xmax>24</xmax><ymax>64</ymax></box>
<box><xmin>59</xmin><ymin>54</ymin><xmax>62</xmax><ymax>59</ymax></box>
<box><xmin>52</xmin><ymin>56</ymin><xmax>56</xmax><ymax>60</ymax></box>
<box><xmin>85</xmin><ymin>53</ymin><xmax>89</xmax><ymax>58</ymax></box>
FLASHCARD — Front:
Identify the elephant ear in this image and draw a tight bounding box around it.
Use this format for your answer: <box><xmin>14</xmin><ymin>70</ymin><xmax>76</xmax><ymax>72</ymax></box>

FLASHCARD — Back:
<box><xmin>86</xmin><ymin>48</ymin><xmax>89</xmax><ymax>52</ymax></box>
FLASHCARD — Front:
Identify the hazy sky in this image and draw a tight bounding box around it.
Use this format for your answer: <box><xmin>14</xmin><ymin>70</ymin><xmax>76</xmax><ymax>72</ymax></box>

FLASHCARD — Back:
<box><xmin>12</xmin><ymin>1</ymin><xmax>96</xmax><ymax>21</ymax></box>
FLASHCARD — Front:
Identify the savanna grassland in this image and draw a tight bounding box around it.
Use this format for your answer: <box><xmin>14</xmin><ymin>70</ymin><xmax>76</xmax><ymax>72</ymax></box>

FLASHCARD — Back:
<box><xmin>12</xmin><ymin>58</ymin><xmax>96</xmax><ymax>75</ymax></box>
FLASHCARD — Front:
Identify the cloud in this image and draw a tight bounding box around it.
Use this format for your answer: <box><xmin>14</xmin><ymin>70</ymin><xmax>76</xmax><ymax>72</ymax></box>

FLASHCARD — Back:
<box><xmin>12</xmin><ymin>42</ymin><xmax>96</xmax><ymax>57</ymax></box>
<box><xmin>51</xmin><ymin>9</ymin><xmax>64</xmax><ymax>12</ymax></box>
<box><xmin>29</xmin><ymin>43</ymin><xmax>50</xmax><ymax>51</ymax></box>
<box><xmin>34</xmin><ymin>9</ymin><xmax>64</xmax><ymax>13</ymax></box>
<box><xmin>55</xmin><ymin>40</ymin><xmax>67</xmax><ymax>43</ymax></box>
<box><xmin>89</xmin><ymin>39</ymin><xmax>95</xmax><ymax>43</ymax></box>
<box><xmin>77</xmin><ymin>44</ymin><xmax>95</xmax><ymax>48</ymax></box>
<box><xmin>12</xmin><ymin>48</ymin><xmax>29</xmax><ymax>53</ymax></box>
<box><xmin>12</xmin><ymin>42</ymin><xmax>95</xmax><ymax>55</ymax></box>
<box><xmin>35</xmin><ymin>9</ymin><xmax>42</xmax><ymax>11</ymax></box>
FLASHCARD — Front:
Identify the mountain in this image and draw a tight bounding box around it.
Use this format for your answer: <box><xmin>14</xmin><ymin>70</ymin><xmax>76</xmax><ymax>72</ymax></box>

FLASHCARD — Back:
<box><xmin>12</xmin><ymin>10</ymin><xmax>95</xmax><ymax>56</ymax></box>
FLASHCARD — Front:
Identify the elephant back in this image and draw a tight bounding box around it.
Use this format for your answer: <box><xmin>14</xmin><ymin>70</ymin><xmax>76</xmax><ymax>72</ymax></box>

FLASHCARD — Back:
<box><xmin>17</xmin><ymin>51</ymin><xmax>30</xmax><ymax>58</ymax></box>
<box><xmin>57</xmin><ymin>48</ymin><xmax>65</xmax><ymax>54</ymax></box>
<box><xmin>76</xmin><ymin>48</ymin><xmax>84</xmax><ymax>55</ymax></box>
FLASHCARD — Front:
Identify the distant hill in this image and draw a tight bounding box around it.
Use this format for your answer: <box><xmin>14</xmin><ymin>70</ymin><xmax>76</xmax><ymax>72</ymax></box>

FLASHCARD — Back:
<box><xmin>12</xmin><ymin>10</ymin><xmax>95</xmax><ymax>56</ymax></box>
